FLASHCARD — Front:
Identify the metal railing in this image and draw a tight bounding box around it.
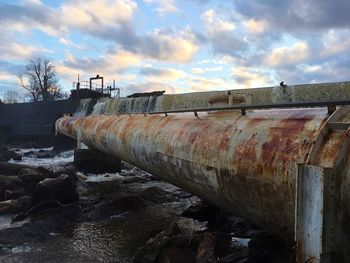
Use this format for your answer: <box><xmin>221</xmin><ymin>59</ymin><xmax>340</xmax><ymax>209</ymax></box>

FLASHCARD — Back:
<box><xmin>147</xmin><ymin>99</ymin><xmax>350</xmax><ymax>116</ymax></box>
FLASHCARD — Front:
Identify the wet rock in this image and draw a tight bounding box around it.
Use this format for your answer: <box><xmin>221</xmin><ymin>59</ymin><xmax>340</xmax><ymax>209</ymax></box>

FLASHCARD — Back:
<box><xmin>248</xmin><ymin>233</ymin><xmax>291</xmax><ymax>263</ymax></box>
<box><xmin>0</xmin><ymin>176</ymin><xmax>23</xmax><ymax>200</ymax></box>
<box><xmin>18</xmin><ymin>168</ymin><xmax>47</xmax><ymax>184</ymax></box>
<box><xmin>0</xmin><ymin>147</ymin><xmax>21</xmax><ymax>162</ymax></box>
<box><xmin>0</xmin><ymin>196</ymin><xmax>30</xmax><ymax>214</ymax></box>
<box><xmin>86</xmin><ymin>195</ymin><xmax>144</xmax><ymax>221</ymax></box>
<box><xmin>135</xmin><ymin>219</ymin><xmax>207</xmax><ymax>263</ymax></box>
<box><xmin>158</xmin><ymin>246</ymin><xmax>194</xmax><ymax>263</ymax></box>
<box><xmin>0</xmin><ymin>203</ymin><xmax>80</xmax><ymax>245</ymax></box>
<box><xmin>13</xmin><ymin>196</ymin><xmax>31</xmax><ymax>213</ymax></box>
<box><xmin>135</xmin><ymin>223</ymin><xmax>181</xmax><ymax>263</ymax></box>
<box><xmin>196</xmin><ymin>233</ymin><xmax>216</xmax><ymax>263</ymax></box>
<box><xmin>141</xmin><ymin>186</ymin><xmax>174</xmax><ymax>203</ymax></box>
<box><xmin>4</xmin><ymin>189</ymin><xmax>25</xmax><ymax>200</ymax></box>
<box><xmin>0</xmin><ymin>162</ymin><xmax>29</xmax><ymax>176</ymax></box>
<box><xmin>0</xmin><ymin>200</ymin><xmax>15</xmax><ymax>214</ymax></box>
<box><xmin>217</xmin><ymin>252</ymin><xmax>248</xmax><ymax>263</ymax></box>
<box><xmin>34</xmin><ymin>150</ymin><xmax>53</xmax><ymax>159</ymax></box>
<box><xmin>181</xmin><ymin>202</ymin><xmax>223</xmax><ymax>228</ymax></box>
<box><xmin>31</xmin><ymin>174</ymin><xmax>79</xmax><ymax>206</ymax></box>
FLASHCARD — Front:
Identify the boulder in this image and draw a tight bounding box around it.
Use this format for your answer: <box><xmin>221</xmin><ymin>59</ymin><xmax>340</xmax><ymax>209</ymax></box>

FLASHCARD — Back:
<box><xmin>0</xmin><ymin>175</ymin><xmax>23</xmax><ymax>200</ymax></box>
<box><xmin>18</xmin><ymin>168</ymin><xmax>47</xmax><ymax>184</ymax></box>
<box><xmin>0</xmin><ymin>162</ymin><xmax>29</xmax><ymax>176</ymax></box>
<box><xmin>31</xmin><ymin>174</ymin><xmax>79</xmax><ymax>206</ymax></box>
<box><xmin>196</xmin><ymin>233</ymin><xmax>216</xmax><ymax>263</ymax></box>
<box><xmin>0</xmin><ymin>147</ymin><xmax>21</xmax><ymax>162</ymax></box>
<box><xmin>0</xmin><ymin>196</ymin><xmax>30</xmax><ymax>214</ymax></box>
<box><xmin>4</xmin><ymin>189</ymin><xmax>25</xmax><ymax>200</ymax></box>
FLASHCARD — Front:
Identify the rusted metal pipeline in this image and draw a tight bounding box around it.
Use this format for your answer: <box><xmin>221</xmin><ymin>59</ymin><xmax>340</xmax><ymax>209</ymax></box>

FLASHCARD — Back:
<box><xmin>56</xmin><ymin>107</ymin><xmax>350</xmax><ymax>262</ymax></box>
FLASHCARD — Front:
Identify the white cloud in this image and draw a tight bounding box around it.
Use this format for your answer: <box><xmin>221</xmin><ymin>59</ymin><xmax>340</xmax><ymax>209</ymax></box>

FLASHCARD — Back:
<box><xmin>231</xmin><ymin>67</ymin><xmax>272</xmax><ymax>87</ymax></box>
<box><xmin>321</xmin><ymin>29</ymin><xmax>350</xmax><ymax>57</ymax></box>
<box><xmin>202</xmin><ymin>9</ymin><xmax>236</xmax><ymax>32</ymax></box>
<box><xmin>61</xmin><ymin>0</ymin><xmax>137</xmax><ymax>28</ymax></box>
<box><xmin>144</xmin><ymin>0</ymin><xmax>179</xmax><ymax>14</ymax></box>
<box><xmin>191</xmin><ymin>67</ymin><xmax>205</xmax><ymax>74</ymax></box>
<box><xmin>191</xmin><ymin>66</ymin><xmax>223</xmax><ymax>74</ymax></box>
<box><xmin>141</xmin><ymin>67</ymin><xmax>185</xmax><ymax>81</ymax></box>
<box><xmin>243</xmin><ymin>19</ymin><xmax>267</xmax><ymax>34</ymax></box>
<box><xmin>142</xmin><ymin>29</ymin><xmax>199</xmax><ymax>63</ymax></box>
<box><xmin>265</xmin><ymin>42</ymin><xmax>309</xmax><ymax>66</ymax></box>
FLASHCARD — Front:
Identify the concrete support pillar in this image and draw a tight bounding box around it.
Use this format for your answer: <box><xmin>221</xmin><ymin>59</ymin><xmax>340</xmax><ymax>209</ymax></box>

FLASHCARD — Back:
<box><xmin>74</xmin><ymin>148</ymin><xmax>121</xmax><ymax>173</ymax></box>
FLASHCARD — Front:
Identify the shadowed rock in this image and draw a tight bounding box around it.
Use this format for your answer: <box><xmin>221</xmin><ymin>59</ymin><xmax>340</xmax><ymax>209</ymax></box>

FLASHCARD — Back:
<box><xmin>0</xmin><ymin>196</ymin><xmax>30</xmax><ymax>214</ymax></box>
<box><xmin>31</xmin><ymin>174</ymin><xmax>79</xmax><ymax>206</ymax></box>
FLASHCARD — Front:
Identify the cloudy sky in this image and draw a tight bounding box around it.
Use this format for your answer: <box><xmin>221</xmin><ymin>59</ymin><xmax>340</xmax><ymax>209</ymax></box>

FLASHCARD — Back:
<box><xmin>0</xmin><ymin>0</ymin><xmax>350</xmax><ymax>98</ymax></box>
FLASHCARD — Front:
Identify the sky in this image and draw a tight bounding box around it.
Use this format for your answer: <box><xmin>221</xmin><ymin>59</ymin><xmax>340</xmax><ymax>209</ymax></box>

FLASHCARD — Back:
<box><xmin>0</xmin><ymin>0</ymin><xmax>350</xmax><ymax>98</ymax></box>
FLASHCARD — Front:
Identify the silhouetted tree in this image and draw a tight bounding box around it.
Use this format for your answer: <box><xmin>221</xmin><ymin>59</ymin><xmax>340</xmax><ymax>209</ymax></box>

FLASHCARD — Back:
<box><xmin>18</xmin><ymin>58</ymin><xmax>63</xmax><ymax>102</ymax></box>
<box><xmin>3</xmin><ymin>90</ymin><xmax>20</xmax><ymax>104</ymax></box>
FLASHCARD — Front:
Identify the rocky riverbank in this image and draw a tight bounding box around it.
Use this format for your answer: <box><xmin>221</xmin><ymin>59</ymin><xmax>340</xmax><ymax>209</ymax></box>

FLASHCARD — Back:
<box><xmin>0</xmin><ymin>147</ymin><xmax>293</xmax><ymax>262</ymax></box>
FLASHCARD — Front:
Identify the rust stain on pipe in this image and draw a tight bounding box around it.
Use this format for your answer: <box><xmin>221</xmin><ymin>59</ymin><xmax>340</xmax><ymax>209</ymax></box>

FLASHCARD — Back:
<box><xmin>56</xmin><ymin>108</ymin><xmax>350</xmax><ymax>241</ymax></box>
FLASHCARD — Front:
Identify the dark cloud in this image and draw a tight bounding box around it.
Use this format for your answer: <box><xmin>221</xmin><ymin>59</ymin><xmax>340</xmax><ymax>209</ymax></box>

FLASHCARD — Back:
<box><xmin>139</xmin><ymin>68</ymin><xmax>167</xmax><ymax>76</ymax></box>
<box><xmin>0</xmin><ymin>2</ymin><xmax>57</xmax><ymax>28</ymax></box>
<box><xmin>235</xmin><ymin>0</ymin><xmax>350</xmax><ymax>31</ymax></box>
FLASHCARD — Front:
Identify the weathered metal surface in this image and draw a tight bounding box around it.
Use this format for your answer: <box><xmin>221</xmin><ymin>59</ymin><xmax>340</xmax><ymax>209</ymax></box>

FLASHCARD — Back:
<box><xmin>56</xmin><ymin>106</ymin><xmax>350</xmax><ymax>261</ymax></box>
<box><xmin>295</xmin><ymin>165</ymin><xmax>336</xmax><ymax>263</ymax></box>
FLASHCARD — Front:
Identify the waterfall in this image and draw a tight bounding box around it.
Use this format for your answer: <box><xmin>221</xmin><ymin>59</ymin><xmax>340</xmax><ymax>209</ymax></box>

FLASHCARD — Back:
<box><xmin>74</xmin><ymin>99</ymin><xmax>94</xmax><ymax>117</ymax></box>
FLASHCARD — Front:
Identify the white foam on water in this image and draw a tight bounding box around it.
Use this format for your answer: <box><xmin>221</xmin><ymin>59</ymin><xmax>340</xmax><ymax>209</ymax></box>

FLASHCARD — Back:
<box><xmin>0</xmin><ymin>215</ymin><xmax>30</xmax><ymax>231</ymax></box>
<box><xmin>11</xmin><ymin>245</ymin><xmax>33</xmax><ymax>254</ymax></box>
<box><xmin>9</xmin><ymin>149</ymin><xmax>74</xmax><ymax>170</ymax></box>
<box><xmin>13</xmin><ymin>147</ymin><xmax>53</xmax><ymax>155</ymax></box>
<box><xmin>84</xmin><ymin>173</ymin><xmax>124</xmax><ymax>182</ymax></box>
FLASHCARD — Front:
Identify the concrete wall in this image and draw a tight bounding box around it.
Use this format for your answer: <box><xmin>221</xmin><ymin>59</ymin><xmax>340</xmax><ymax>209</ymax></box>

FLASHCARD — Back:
<box><xmin>92</xmin><ymin>81</ymin><xmax>350</xmax><ymax>114</ymax></box>
<box><xmin>0</xmin><ymin>99</ymin><xmax>80</xmax><ymax>145</ymax></box>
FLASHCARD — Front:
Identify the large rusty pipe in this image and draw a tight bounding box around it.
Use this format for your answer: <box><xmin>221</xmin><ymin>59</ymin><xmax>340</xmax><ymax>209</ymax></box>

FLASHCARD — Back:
<box><xmin>56</xmin><ymin>108</ymin><xmax>350</xmax><ymax>260</ymax></box>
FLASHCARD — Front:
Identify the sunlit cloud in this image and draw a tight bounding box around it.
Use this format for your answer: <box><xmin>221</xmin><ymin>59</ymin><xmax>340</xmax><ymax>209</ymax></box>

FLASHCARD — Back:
<box><xmin>265</xmin><ymin>42</ymin><xmax>309</xmax><ymax>66</ymax></box>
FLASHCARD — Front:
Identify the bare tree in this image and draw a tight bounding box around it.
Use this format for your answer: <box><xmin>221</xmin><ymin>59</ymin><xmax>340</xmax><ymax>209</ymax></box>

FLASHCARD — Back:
<box><xmin>3</xmin><ymin>90</ymin><xmax>20</xmax><ymax>104</ymax></box>
<box><xmin>18</xmin><ymin>58</ymin><xmax>63</xmax><ymax>102</ymax></box>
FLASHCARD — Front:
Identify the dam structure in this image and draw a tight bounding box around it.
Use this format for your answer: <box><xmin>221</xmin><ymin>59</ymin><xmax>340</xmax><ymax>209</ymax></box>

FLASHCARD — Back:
<box><xmin>55</xmin><ymin>81</ymin><xmax>350</xmax><ymax>263</ymax></box>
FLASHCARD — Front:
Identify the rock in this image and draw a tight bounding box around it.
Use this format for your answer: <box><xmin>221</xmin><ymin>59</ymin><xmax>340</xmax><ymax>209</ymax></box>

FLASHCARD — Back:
<box><xmin>158</xmin><ymin>246</ymin><xmax>194</xmax><ymax>263</ymax></box>
<box><xmin>4</xmin><ymin>189</ymin><xmax>25</xmax><ymax>200</ymax></box>
<box><xmin>196</xmin><ymin>233</ymin><xmax>216</xmax><ymax>263</ymax></box>
<box><xmin>248</xmin><ymin>233</ymin><xmax>290</xmax><ymax>263</ymax></box>
<box><xmin>135</xmin><ymin>223</ymin><xmax>181</xmax><ymax>263</ymax></box>
<box><xmin>35</xmin><ymin>150</ymin><xmax>53</xmax><ymax>159</ymax></box>
<box><xmin>0</xmin><ymin>147</ymin><xmax>21</xmax><ymax>162</ymax></box>
<box><xmin>181</xmin><ymin>202</ymin><xmax>222</xmax><ymax>228</ymax></box>
<box><xmin>13</xmin><ymin>196</ymin><xmax>31</xmax><ymax>212</ymax></box>
<box><xmin>141</xmin><ymin>186</ymin><xmax>174</xmax><ymax>203</ymax></box>
<box><xmin>18</xmin><ymin>168</ymin><xmax>46</xmax><ymax>184</ymax></box>
<box><xmin>0</xmin><ymin>196</ymin><xmax>30</xmax><ymax>214</ymax></box>
<box><xmin>0</xmin><ymin>176</ymin><xmax>23</xmax><ymax>200</ymax></box>
<box><xmin>0</xmin><ymin>200</ymin><xmax>15</xmax><ymax>214</ymax></box>
<box><xmin>31</xmin><ymin>174</ymin><xmax>79</xmax><ymax>206</ymax></box>
<box><xmin>217</xmin><ymin>252</ymin><xmax>248</xmax><ymax>263</ymax></box>
<box><xmin>0</xmin><ymin>162</ymin><xmax>29</xmax><ymax>176</ymax></box>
